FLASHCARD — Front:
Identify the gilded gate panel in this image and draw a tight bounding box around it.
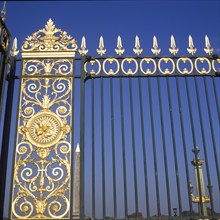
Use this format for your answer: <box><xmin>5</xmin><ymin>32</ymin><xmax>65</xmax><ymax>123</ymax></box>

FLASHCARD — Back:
<box><xmin>11</xmin><ymin>19</ymin><xmax>77</xmax><ymax>219</ymax></box>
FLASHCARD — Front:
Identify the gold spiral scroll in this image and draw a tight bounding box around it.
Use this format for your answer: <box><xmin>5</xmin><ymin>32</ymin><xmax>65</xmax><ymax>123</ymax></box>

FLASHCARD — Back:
<box><xmin>11</xmin><ymin>19</ymin><xmax>76</xmax><ymax>219</ymax></box>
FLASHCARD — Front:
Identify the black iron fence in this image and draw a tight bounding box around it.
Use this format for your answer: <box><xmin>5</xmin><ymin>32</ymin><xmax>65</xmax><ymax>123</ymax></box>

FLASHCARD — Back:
<box><xmin>0</xmin><ymin>18</ymin><xmax>219</xmax><ymax>220</ymax></box>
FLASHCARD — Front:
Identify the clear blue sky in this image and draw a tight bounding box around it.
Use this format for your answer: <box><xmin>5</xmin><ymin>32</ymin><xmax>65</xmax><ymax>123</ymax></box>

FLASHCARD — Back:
<box><xmin>1</xmin><ymin>0</ymin><xmax>220</xmax><ymax>219</ymax></box>
<box><xmin>4</xmin><ymin>0</ymin><xmax>220</xmax><ymax>57</ymax></box>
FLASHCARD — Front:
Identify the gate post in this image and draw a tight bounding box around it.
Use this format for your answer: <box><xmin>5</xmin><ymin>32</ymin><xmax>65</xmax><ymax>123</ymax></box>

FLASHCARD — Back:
<box><xmin>0</xmin><ymin>16</ymin><xmax>10</xmax><ymax>122</ymax></box>
<box><xmin>0</xmin><ymin>54</ymin><xmax>16</xmax><ymax>219</ymax></box>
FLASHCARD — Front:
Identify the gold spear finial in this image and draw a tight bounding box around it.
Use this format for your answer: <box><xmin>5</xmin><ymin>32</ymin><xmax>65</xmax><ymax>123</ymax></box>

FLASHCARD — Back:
<box><xmin>97</xmin><ymin>36</ymin><xmax>106</xmax><ymax>56</ymax></box>
<box><xmin>79</xmin><ymin>36</ymin><xmax>88</xmax><ymax>56</ymax></box>
<box><xmin>187</xmin><ymin>35</ymin><xmax>197</xmax><ymax>55</ymax></box>
<box><xmin>133</xmin><ymin>35</ymin><xmax>143</xmax><ymax>56</ymax></box>
<box><xmin>115</xmin><ymin>36</ymin><xmax>125</xmax><ymax>56</ymax></box>
<box><xmin>169</xmin><ymin>35</ymin><xmax>179</xmax><ymax>55</ymax></box>
<box><xmin>1</xmin><ymin>1</ymin><xmax>6</xmax><ymax>22</ymax></box>
<box><xmin>204</xmin><ymin>35</ymin><xmax>213</xmax><ymax>55</ymax></box>
<box><xmin>151</xmin><ymin>36</ymin><xmax>161</xmax><ymax>55</ymax></box>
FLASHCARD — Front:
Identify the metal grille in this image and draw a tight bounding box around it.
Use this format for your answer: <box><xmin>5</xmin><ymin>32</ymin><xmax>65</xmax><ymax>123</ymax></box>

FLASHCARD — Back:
<box><xmin>0</xmin><ymin>18</ymin><xmax>219</xmax><ymax>220</ymax></box>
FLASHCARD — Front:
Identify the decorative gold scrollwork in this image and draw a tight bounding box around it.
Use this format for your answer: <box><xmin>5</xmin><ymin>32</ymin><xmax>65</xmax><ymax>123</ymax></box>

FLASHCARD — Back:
<box><xmin>195</xmin><ymin>57</ymin><xmax>211</xmax><ymax>74</ymax></box>
<box><xmin>121</xmin><ymin>58</ymin><xmax>138</xmax><ymax>75</ymax></box>
<box><xmin>176</xmin><ymin>58</ymin><xmax>193</xmax><ymax>74</ymax></box>
<box><xmin>23</xmin><ymin>59</ymin><xmax>73</xmax><ymax>76</ymax></box>
<box><xmin>140</xmin><ymin>58</ymin><xmax>157</xmax><ymax>75</ymax></box>
<box><xmin>158</xmin><ymin>58</ymin><xmax>175</xmax><ymax>74</ymax></box>
<box><xmin>11</xmin><ymin>59</ymin><xmax>72</xmax><ymax>219</ymax></box>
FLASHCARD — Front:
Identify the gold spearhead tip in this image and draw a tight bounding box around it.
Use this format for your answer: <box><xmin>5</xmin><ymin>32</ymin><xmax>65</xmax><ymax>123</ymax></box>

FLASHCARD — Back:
<box><xmin>151</xmin><ymin>36</ymin><xmax>161</xmax><ymax>55</ymax></box>
<box><xmin>133</xmin><ymin>35</ymin><xmax>143</xmax><ymax>56</ymax></box>
<box><xmin>204</xmin><ymin>35</ymin><xmax>213</xmax><ymax>55</ymax></box>
<box><xmin>187</xmin><ymin>35</ymin><xmax>197</xmax><ymax>55</ymax></box>
<box><xmin>79</xmin><ymin>36</ymin><xmax>88</xmax><ymax>56</ymax></box>
<box><xmin>169</xmin><ymin>35</ymin><xmax>179</xmax><ymax>55</ymax></box>
<box><xmin>115</xmin><ymin>36</ymin><xmax>125</xmax><ymax>56</ymax></box>
<box><xmin>97</xmin><ymin>36</ymin><xmax>106</xmax><ymax>56</ymax></box>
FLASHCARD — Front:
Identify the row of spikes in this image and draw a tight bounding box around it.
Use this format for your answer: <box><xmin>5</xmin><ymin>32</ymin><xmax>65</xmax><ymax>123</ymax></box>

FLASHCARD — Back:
<box><xmin>9</xmin><ymin>35</ymin><xmax>213</xmax><ymax>57</ymax></box>
<box><xmin>79</xmin><ymin>35</ymin><xmax>214</xmax><ymax>56</ymax></box>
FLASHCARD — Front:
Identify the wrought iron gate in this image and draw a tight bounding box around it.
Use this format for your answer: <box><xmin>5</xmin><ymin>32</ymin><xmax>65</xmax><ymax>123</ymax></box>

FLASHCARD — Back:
<box><xmin>0</xmin><ymin>18</ymin><xmax>219</xmax><ymax>220</ymax></box>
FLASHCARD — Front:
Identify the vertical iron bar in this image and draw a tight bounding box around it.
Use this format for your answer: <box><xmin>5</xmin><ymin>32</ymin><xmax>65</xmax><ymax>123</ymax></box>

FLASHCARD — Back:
<box><xmin>0</xmin><ymin>56</ymin><xmax>15</xmax><ymax>219</ymax></box>
<box><xmin>185</xmin><ymin>77</ymin><xmax>204</xmax><ymax>217</ymax></box>
<box><xmin>148</xmin><ymin>77</ymin><xmax>161</xmax><ymax>216</ymax></box>
<box><xmin>157</xmin><ymin>77</ymin><xmax>171</xmax><ymax>216</ymax></box>
<box><xmin>70</xmin><ymin>58</ymin><xmax>75</xmax><ymax>220</ymax></box>
<box><xmin>212</xmin><ymin>76</ymin><xmax>220</xmax><ymax>124</ymax></box>
<box><xmin>194</xmin><ymin>76</ymin><xmax>215</xmax><ymax>217</ymax></box>
<box><xmin>91</xmin><ymin>78</ymin><xmax>95</xmax><ymax>219</ymax></box>
<box><xmin>8</xmin><ymin>60</ymin><xmax>22</xmax><ymax>220</ymax></box>
<box><xmin>166</xmin><ymin>77</ymin><xmax>182</xmax><ymax>216</ymax></box>
<box><xmin>138</xmin><ymin>77</ymin><xmax>150</xmax><ymax>217</ymax></box>
<box><xmin>203</xmin><ymin>77</ymin><xmax>220</xmax><ymax>192</ymax></box>
<box><xmin>80</xmin><ymin>56</ymin><xmax>86</xmax><ymax>220</ymax></box>
<box><xmin>175</xmin><ymin>77</ymin><xmax>193</xmax><ymax>216</ymax></box>
<box><xmin>119</xmin><ymin>77</ymin><xmax>128</xmax><ymax>218</ymax></box>
<box><xmin>110</xmin><ymin>77</ymin><xmax>117</xmax><ymax>218</ymax></box>
<box><xmin>0</xmin><ymin>54</ymin><xmax>6</xmax><ymax>122</ymax></box>
<box><xmin>100</xmin><ymin>77</ymin><xmax>106</xmax><ymax>219</ymax></box>
<box><xmin>129</xmin><ymin>77</ymin><xmax>139</xmax><ymax>214</ymax></box>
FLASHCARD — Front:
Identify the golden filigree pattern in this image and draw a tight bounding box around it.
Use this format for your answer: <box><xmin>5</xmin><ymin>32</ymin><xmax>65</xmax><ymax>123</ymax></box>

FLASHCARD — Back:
<box><xmin>11</xmin><ymin>59</ymin><xmax>73</xmax><ymax>219</ymax></box>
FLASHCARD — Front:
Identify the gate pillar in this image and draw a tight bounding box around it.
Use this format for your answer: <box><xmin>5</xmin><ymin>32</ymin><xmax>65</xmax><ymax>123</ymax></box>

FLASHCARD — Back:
<box><xmin>10</xmin><ymin>19</ymin><xmax>77</xmax><ymax>219</ymax></box>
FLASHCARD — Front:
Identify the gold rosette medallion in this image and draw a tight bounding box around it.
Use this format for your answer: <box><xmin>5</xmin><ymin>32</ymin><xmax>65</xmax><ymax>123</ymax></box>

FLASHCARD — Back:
<box><xmin>26</xmin><ymin>111</ymin><xmax>64</xmax><ymax>148</ymax></box>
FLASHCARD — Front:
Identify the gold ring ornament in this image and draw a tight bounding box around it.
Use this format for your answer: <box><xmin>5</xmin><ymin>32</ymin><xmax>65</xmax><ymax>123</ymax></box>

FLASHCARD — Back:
<box><xmin>84</xmin><ymin>59</ymin><xmax>101</xmax><ymax>75</ymax></box>
<box><xmin>26</xmin><ymin>111</ymin><xmax>64</xmax><ymax>148</ymax></box>
<box><xmin>212</xmin><ymin>58</ymin><xmax>220</xmax><ymax>72</ymax></box>
<box><xmin>158</xmin><ymin>58</ymin><xmax>175</xmax><ymax>75</ymax></box>
<box><xmin>195</xmin><ymin>57</ymin><xmax>211</xmax><ymax>74</ymax></box>
<box><xmin>140</xmin><ymin>58</ymin><xmax>157</xmax><ymax>75</ymax></box>
<box><xmin>121</xmin><ymin>58</ymin><xmax>138</xmax><ymax>75</ymax></box>
<box><xmin>176</xmin><ymin>58</ymin><xmax>193</xmax><ymax>74</ymax></box>
<box><xmin>103</xmin><ymin>58</ymin><xmax>120</xmax><ymax>75</ymax></box>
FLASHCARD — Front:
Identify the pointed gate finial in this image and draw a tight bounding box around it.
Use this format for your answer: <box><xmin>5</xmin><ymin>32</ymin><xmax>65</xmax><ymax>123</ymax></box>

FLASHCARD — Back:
<box><xmin>97</xmin><ymin>36</ymin><xmax>106</xmax><ymax>56</ymax></box>
<box><xmin>115</xmin><ymin>36</ymin><xmax>125</xmax><ymax>56</ymax></box>
<box><xmin>133</xmin><ymin>35</ymin><xmax>143</xmax><ymax>56</ymax></box>
<box><xmin>1</xmin><ymin>1</ymin><xmax>6</xmax><ymax>22</ymax></box>
<box><xmin>79</xmin><ymin>36</ymin><xmax>88</xmax><ymax>56</ymax></box>
<box><xmin>169</xmin><ymin>35</ymin><xmax>179</xmax><ymax>55</ymax></box>
<box><xmin>187</xmin><ymin>35</ymin><xmax>197</xmax><ymax>55</ymax></box>
<box><xmin>204</xmin><ymin>35</ymin><xmax>213</xmax><ymax>55</ymax></box>
<box><xmin>10</xmin><ymin>37</ymin><xmax>19</xmax><ymax>56</ymax></box>
<box><xmin>151</xmin><ymin>36</ymin><xmax>161</xmax><ymax>55</ymax></box>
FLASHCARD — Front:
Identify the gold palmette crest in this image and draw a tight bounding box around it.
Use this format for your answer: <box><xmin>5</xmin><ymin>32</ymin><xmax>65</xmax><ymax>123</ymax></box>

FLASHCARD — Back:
<box><xmin>21</xmin><ymin>18</ymin><xmax>78</xmax><ymax>58</ymax></box>
<box><xmin>11</xmin><ymin>19</ymin><xmax>74</xmax><ymax>219</ymax></box>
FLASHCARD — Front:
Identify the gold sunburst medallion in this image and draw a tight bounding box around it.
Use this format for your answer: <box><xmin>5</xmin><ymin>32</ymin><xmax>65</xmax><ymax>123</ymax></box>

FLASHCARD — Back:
<box><xmin>26</xmin><ymin>111</ymin><xmax>63</xmax><ymax>147</ymax></box>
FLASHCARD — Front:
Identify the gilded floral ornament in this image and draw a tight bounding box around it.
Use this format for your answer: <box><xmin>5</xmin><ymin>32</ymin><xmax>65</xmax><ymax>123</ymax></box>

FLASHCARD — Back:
<box><xmin>21</xmin><ymin>18</ymin><xmax>78</xmax><ymax>58</ymax></box>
